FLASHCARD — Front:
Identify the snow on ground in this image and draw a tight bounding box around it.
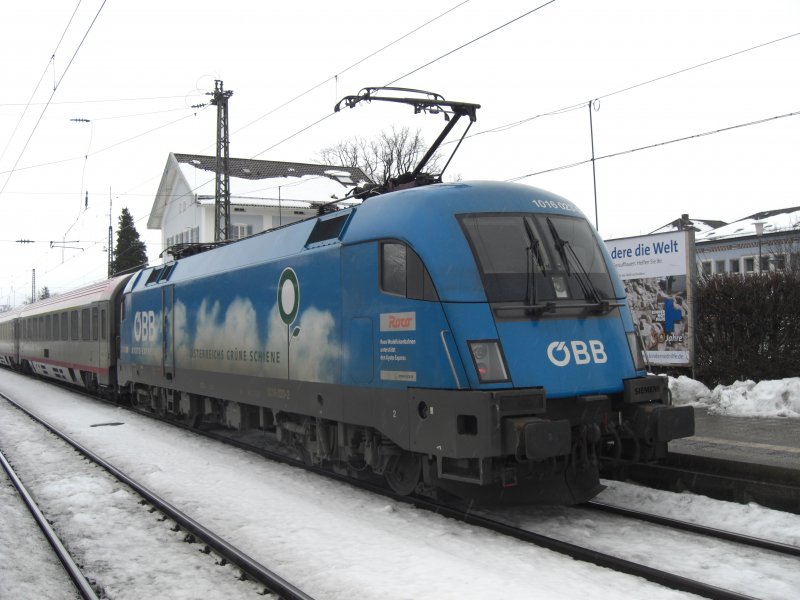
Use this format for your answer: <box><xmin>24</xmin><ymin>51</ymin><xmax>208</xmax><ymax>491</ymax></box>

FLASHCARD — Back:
<box><xmin>0</xmin><ymin>400</ymin><xmax>272</xmax><ymax>600</ymax></box>
<box><xmin>2</xmin><ymin>368</ymin><xmax>800</xmax><ymax>599</ymax></box>
<box><xmin>0</xmin><ymin>370</ymin><xmax>693</xmax><ymax>600</ymax></box>
<box><xmin>0</xmin><ymin>468</ymin><xmax>81</xmax><ymax>600</ymax></box>
<box><xmin>670</xmin><ymin>376</ymin><xmax>800</xmax><ymax>418</ymax></box>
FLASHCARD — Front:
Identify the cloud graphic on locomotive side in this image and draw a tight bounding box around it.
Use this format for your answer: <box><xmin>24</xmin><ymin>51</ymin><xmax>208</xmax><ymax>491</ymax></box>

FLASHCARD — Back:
<box><xmin>171</xmin><ymin>296</ymin><xmax>339</xmax><ymax>381</ymax></box>
<box><xmin>264</xmin><ymin>305</ymin><xmax>340</xmax><ymax>383</ymax></box>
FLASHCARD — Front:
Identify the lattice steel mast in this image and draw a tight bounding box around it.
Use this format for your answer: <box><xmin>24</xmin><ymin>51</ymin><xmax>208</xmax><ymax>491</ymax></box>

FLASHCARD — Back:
<box><xmin>210</xmin><ymin>80</ymin><xmax>233</xmax><ymax>241</ymax></box>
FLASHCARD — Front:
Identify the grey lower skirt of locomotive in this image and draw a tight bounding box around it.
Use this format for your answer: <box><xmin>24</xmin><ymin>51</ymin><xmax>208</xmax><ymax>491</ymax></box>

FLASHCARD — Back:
<box><xmin>416</xmin><ymin>373</ymin><xmax>693</xmax><ymax>505</ymax></box>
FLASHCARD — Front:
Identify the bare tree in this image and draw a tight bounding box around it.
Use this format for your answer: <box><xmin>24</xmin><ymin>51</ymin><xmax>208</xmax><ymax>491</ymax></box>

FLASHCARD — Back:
<box><xmin>318</xmin><ymin>126</ymin><xmax>442</xmax><ymax>187</ymax></box>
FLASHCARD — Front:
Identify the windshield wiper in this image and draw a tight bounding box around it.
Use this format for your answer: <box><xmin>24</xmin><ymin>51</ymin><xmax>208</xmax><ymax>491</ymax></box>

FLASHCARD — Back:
<box><xmin>545</xmin><ymin>217</ymin><xmax>607</xmax><ymax>309</ymax></box>
<box><xmin>523</xmin><ymin>219</ymin><xmax>546</xmax><ymax>306</ymax></box>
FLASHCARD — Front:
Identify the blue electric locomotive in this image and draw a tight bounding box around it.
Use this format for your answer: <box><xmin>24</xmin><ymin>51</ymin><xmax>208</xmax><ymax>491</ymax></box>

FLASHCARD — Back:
<box><xmin>117</xmin><ymin>177</ymin><xmax>693</xmax><ymax>504</ymax></box>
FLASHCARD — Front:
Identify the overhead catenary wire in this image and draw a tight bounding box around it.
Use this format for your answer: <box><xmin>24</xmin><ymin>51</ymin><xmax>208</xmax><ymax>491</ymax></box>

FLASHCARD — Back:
<box><xmin>0</xmin><ymin>108</ymin><xmax>207</xmax><ymax>177</ymax></box>
<box><xmin>4</xmin><ymin>7</ymin><xmax>795</xmax><ymax>294</ymax></box>
<box><xmin>449</xmin><ymin>31</ymin><xmax>800</xmax><ymax>144</ymax></box>
<box><xmin>0</xmin><ymin>1</ymin><xmax>83</xmax><ymax>167</ymax></box>
<box><xmin>0</xmin><ymin>0</ymin><xmax>109</xmax><ymax>199</ymax></box>
<box><xmin>384</xmin><ymin>0</ymin><xmax>557</xmax><ymax>87</ymax></box>
<box><xmin>506</xmin><ymin>109</ymin><xmax>800</xmax><ymax>182</ymax></box>
<box><xmin>232</xmin><ymin>0</ymin><xmax>473</xmax><ymax>139</ymax></box>
<box><xmin>0</xmin><ymin>93</ymin><xmax>208</xmax><ymax>108</ymax></box>
<box><xmin>4</xmin><ymin>0</ymin><xmax>480</xmax><ymax>292</ymax></box>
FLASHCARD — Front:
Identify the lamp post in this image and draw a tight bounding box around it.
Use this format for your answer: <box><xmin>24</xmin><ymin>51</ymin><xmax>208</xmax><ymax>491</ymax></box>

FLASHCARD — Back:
<box><xmin>754</xmin><ymin>221</ymin><xmax>764</xmax><ymax>274</ymax></box>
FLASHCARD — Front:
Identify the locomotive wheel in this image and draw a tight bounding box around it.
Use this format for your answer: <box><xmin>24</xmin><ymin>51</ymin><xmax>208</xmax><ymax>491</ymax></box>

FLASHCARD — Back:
<box><xmin>384</xmin><ymin>452</ymin><xmax>421</xmax><ymax>496</ymax></box>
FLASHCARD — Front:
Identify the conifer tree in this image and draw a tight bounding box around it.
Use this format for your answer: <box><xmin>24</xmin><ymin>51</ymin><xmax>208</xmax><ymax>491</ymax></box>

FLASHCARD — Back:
<box><xmin>111</xmin><ymin>208</ymin><xmax>148</xmax><ymax>275</ymax></box>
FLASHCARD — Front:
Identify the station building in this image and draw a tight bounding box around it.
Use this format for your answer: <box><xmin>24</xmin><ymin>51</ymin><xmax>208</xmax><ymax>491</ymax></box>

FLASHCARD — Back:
<box><xmin>147</xmin><ymin>153</ymin><xmax>369</xmax><ymax>255</ymax></box>
<box><xmin>652</xmin><ymin>207</ymin><xmax>800</xmax><ymax>276</ymax></box>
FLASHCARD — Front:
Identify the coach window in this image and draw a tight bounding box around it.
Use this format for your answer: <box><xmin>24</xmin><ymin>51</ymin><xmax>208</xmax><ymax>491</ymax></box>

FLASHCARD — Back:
<box><xmin>40</xmin><ymin>317</ymin><xmax>45</xmax><ymax>340</ymax></box>
<box><xmin>81</xmin><ymin>308</ymin><xmax>90</xmax><ymax>340</ymax></box>
<box><xmin>46</xmin><ymin>315</ymin><xmax>52</xmax><ymax>341</ymax></box>
<box><xmin>380</xmin><ymin>241</ymin><xmax>438</xmax><ymax>301</ymax></box>
<box><xmin>101</xmin><ymin>309</ymin><xmax>107</xmax><ymax>340</ymax></box>
<box><xmin>70</xmin><ymin>311</ymin><xmax>79</xmax><ymax>340</ymax></box>
<box><xmin>61</xmin><ymin>313</ymin><xmax>69</xmax><ymax>341</ymax></box>
<box><xmin>92</xmin><ymin>307</ymin><xmax>99</xmax><ymax>341</ymax></box>
<box><xmin>53</xmin><ymin>313</ymin><xmax>60</xmax><ymax>341</ymax></box>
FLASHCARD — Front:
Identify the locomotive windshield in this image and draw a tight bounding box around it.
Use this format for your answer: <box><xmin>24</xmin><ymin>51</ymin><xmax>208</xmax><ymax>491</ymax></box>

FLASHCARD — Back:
<box><xmin>460</xmin><ymin>213</ymin><xmax>615</xmax><ymax>305</ymax></box>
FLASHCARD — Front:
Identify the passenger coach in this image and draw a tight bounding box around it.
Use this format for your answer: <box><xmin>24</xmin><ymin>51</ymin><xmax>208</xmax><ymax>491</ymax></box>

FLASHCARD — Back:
<box><xmin>16</xmin><ymin>275</ymin><xmax>130</xmax><ymax>391</ymax></box>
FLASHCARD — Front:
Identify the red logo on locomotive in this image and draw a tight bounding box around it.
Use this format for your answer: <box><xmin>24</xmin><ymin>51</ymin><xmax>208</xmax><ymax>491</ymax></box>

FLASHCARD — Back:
<box><xmin>380</xmin><ymin>312</ymin><xmax>416</xmax><ymax>332</ymax></box>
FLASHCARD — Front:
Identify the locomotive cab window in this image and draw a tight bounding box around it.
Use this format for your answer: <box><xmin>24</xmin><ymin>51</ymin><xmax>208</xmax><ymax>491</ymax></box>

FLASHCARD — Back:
<box><xmin>380</xmin><ymin>242</ymin><xmax>438</xmax><ymax>301</ymax></box>
<box><xmin>460</xmin><ymin>213</ymin><xmax>614</xmax><ymax>305</ymax></box>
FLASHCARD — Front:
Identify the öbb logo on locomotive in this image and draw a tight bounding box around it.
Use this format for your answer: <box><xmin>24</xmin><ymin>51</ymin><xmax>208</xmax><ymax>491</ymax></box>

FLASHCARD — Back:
<box><xmin>133</xmin><ymin>310</ymin><xmax>158</xmax><ymax>343</ymax></box>
<box><xmin>546</xmin><ymin>340</ymin><xmax>608</xmax><ymax>367</ymax></box>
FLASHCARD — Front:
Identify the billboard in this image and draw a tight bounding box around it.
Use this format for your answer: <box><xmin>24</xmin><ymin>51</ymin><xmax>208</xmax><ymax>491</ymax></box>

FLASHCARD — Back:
<box><xmin>605</xmin><ymin>230</ymin><xmax>694</xmax><ymax>367</ymax></box>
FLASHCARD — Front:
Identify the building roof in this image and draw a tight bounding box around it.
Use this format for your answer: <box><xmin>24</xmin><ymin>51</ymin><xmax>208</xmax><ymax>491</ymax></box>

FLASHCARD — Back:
<box><xmin>650</xmin><ymin>216</ymin><xmax>728</xmax><ymax>235</ymax></box>
<box><xmin>148</xmin><ymin>153</ymin><xmax>371</xmax><ymax>229</ymax></box>
<box><xmin>697</xmin><ymin>205</ymin><xmax>800</xmax><ymax>243</ymax></box>
<box><xmin>173</xmin><ymin>153</ymin><xmax>369</xmax><ymax>185</ymax></box>
<box><xmin>648</xmin><ymin>206</ymin><xmax>800</xmax><ymax>244</ymax></box>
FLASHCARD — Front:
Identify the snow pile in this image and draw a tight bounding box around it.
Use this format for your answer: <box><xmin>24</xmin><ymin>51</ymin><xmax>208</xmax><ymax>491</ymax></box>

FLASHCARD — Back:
<box><xmin>669</xmin><ymin>375</ymin><xmax>800</xmax><ymax>418</ymax></box>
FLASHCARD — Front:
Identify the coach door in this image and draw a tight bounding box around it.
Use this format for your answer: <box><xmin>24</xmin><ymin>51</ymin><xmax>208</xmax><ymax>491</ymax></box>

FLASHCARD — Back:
<box><xmin>93</xmin><ymin>301</ymin><xmax>109</xmax><ymax>385</ymax></box>
<box><xmin>162</xmin><ymin>285</ymin><xmax>174</xmax><ymax>380</ymax></box>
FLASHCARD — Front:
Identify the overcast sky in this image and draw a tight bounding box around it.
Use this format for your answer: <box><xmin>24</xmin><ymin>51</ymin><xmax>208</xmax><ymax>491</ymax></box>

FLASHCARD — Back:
<box><xmin>1</xmin><ymin>0</ymin><xmax>797</xmax><ymax>301</ymax></box>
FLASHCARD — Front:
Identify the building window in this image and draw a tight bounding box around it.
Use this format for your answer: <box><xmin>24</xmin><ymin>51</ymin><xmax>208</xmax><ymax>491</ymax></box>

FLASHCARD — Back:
<box><xmin>773</xmin><ymin>254</ymin><xmax>786</xmax><ymax>271</ymax></box>
<box><xmin>715</xmin><ymin>260</ymin><xmax>725</xmax><ymax>273</ymax></box>
<box><xmin>701</xmin><ymin>261</ymin><xmax>712</xmax><ymax>276</ymax></box>
<box><xmin>231</xmin><ymin>224</ymin><xmax>253</xmax><ymax>240</ymax></box>
<box><xmin>743</xmin><ymin>257</ymin><xmax>755</xmax><ymax>273</ymax></box>
<box><xmin>759</xmin><ymin>255</ymin><xmax>771</xmax><ymax>272</ymax></box>
<box><xmin>729</xmin><ymin>259</ymin><xmax>740</xmax><ymax>274</ymax></box>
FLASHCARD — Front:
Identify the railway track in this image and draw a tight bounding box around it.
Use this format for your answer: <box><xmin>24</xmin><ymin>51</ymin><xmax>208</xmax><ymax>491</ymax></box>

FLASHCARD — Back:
<box><xmin>207</xmin><ymin>425</ymin><xmax>800</xmax><ymax>600</ymax></box>
<box><xmin>0</xmin><ymin>447</ymin><xmax>97</xmax><ymax>600</ymax></box>
<box><xmin>0</xmin><ymin>391</ymin><xmax>315</xmax><ymax>600</ymax></box>
<box><xmin>5</xmin><ymin>377</ymin><xmax>800</xmax><ymax>600</ymax></box>
<box><xmin>602</xmin><ymin>453</ymin><xmax>800</xmax><ymax>515</ymax></box>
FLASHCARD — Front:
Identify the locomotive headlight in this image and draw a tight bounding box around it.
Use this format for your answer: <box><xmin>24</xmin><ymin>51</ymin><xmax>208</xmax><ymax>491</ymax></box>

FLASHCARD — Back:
<box><xmin>468</xmin><ymin>340</ymin><xmax>510</xmax><ymax>383</ymax></box>
<box><xmin>626</xmin><ymin>330</ymin><xmax>646</xmax><ymax>372</ymax></box>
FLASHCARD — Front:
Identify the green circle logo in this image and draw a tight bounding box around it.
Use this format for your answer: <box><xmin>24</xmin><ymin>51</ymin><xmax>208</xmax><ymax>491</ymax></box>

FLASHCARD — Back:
<box><xmin>278</xmin><ymin>268</ymin><xmax>299</xmax><ymax>325</ymax></box>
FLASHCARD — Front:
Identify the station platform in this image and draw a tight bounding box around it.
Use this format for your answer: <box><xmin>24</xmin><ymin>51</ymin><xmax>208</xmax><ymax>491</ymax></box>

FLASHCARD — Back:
<box><xmin>668</xmin><ymin>407</ymin><xmax>800</xmax><ymax>472</ymax></box>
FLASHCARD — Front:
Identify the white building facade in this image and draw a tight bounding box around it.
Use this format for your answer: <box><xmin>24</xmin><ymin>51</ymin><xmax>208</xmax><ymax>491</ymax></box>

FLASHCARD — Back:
<box><xmin>148</xmin><ymin>153</ymin><xmax>369</xmax><ymax>256</ymax></box>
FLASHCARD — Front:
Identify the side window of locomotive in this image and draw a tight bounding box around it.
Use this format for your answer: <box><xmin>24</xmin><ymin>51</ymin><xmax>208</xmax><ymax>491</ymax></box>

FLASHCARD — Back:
<box><xmin>381</xmin><ymin>243</ymin><xmax>406</xmax><ymax>296</ymax></box>
<box><xmin>146</xmin><ymin>267</ymin><xmax>163</xmax><ymax>285</ymax></box>
<box><xmin>380</xmin><ymin>242</ymin><xmax>438</xmax><ymax>301</ymax></box>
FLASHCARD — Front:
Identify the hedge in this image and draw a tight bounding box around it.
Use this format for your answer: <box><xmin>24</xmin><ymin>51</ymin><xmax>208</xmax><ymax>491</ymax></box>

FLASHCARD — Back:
<box><xmin>694</xmin><ymin>271</ymin><xmax>800</xmax><ymax>386</ymax></box>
